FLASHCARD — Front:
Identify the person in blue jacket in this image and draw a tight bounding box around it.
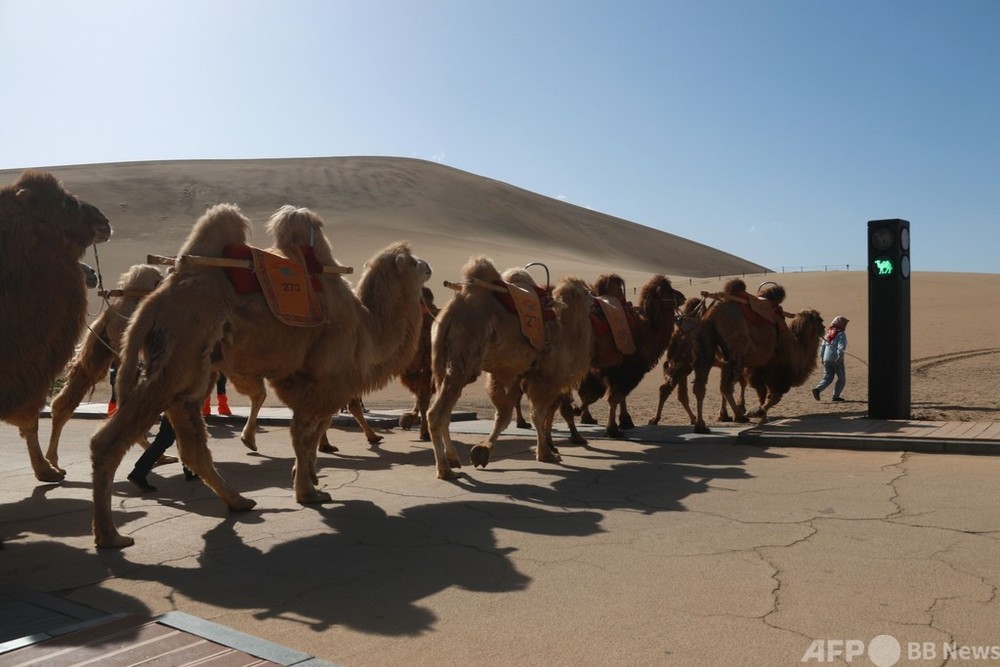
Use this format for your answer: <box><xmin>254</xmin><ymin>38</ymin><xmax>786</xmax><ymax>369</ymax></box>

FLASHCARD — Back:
<box><xmin>812</xmin><ymin>315</ymin><xmax>849</xmax><ymax>402</ymax></box>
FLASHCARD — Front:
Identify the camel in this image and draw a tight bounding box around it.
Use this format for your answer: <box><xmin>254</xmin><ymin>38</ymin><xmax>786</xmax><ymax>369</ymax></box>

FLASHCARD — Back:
<box><xmin>427</xmin><ymin>258</ymin><xmax>594</xmax><ymax>479</ymax></box>
<box><xmin>235</xmin><ymin>286</ymin><xmax>439</xmax><ymax>450</ymax></box>
<box><xmin>690</xmin><ymin>279</ymin><xmax>824</xmax><ymax>433</ymax></box>
<box><xmin>573</xmin><ymin>273</ymin><xmax>685</xmax><ymax>437</ymax></box>
<box><xmin>1</xmin><ymin>170</ymin><xmax>112</xmax><ymax>483</ymax></box>
<box><xmin>46</xmin><ymin>264</ymin><xmax>165</xmax><ymax>472</ymax></box>
<box><xmin>90</xmin><ymin>204</ymin><xmax>431</xmax><ymax>548</ymax></box>
<box><xmin>648</xmin><ymin>296</ymin><xmax>703</xmax><ymax>426</ymax></box>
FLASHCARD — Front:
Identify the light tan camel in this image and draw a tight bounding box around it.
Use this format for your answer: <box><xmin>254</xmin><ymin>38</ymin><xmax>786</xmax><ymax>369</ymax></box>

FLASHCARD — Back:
<box><xmin>45</xmin><ymin>265</ymin><xmax>164</xmax><ymax>472</ymax></box>
<box><xmin>90</xmin><ymin>204</ymin><xmax>431</xmax><ymax>548</ymax></box>
<box><xmin>691</xmin><ymin>279</ymin><xmax>824</xmax><ymax>433</ymax></box>
<box><xmin>569</xmin><ymin>273</ymin><xmax>685</xmax><ymax>438</ymax></box>
<box><xmin>427</xmin><ymin>258</ymin><xmax>594</xmax><ymax>479</ymax></box>
<box><xmin>1</xmin><ymin>170</ymin><xmax>112</xmax><ymax>483</ymax></box>
<box><xmin>235</xmin><ymin>286</ymin><xmax>439</xmax><ymax>451</ymax></box>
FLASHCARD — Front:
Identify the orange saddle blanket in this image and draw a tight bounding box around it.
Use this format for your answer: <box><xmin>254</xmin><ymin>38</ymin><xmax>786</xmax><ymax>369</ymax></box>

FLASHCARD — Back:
<box><xmin>595</xmin><ymin>296</ymin><xmax>637</xmax><ymax>355</ymax></box>
<box><xmin>506</xmin><ymin>283</ymin><xmax>546</xmax><ymax>350</ymax></box>
<box><xmin>223</xmin><ymin>244</ymin><xmax>325</xmax><ymax>327</ymax></box>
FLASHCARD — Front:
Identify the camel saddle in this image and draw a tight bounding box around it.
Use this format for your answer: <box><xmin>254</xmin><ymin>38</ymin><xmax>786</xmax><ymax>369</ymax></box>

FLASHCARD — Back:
<box><xmin>222</xmin><ymin>244</ymin><xmax>326</xmax><ymax>327</ymax></box>
<box><xmin>593</xmin><ymin>296</ymin><xmax>637</xmax><ymax>355</ymax></box>
<box><xmin>705</xmin><ymin>288</ymin><xmax>788</xmax><ymax>333</ymax></box>
<box><xmin>489</xmin><ymin>280</ymin><xmax>555</xmax><ymax>350</ymax></box>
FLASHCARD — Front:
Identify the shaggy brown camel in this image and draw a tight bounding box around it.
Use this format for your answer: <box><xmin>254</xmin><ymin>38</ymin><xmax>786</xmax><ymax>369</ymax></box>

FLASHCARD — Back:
<box><xmin>90</xmin><ymin>204</ymin><xmax>431</xmax><ymax>548</ymax></box>
<box><xmin>573</xmin><ymin>273</ymin><xmax>685</xmax><ymax>437</ymax></box>
<box><xmin>1</xmin><ymin>171</ymin><xmax>112</xmax><ymax>482</ymax></box>
<box><xmin>648</xmin><ymin>296</ymin><xmax>703</xmax><ymax>426</ymax></box>
<box><xmin>45</xmin><ymin>265</ymin><xmax>165</xmax><ymax>472</ymax></box>
<box><xmin>690</xmin><ymin>279</ymin><xmax>824</xmax><ymax>433</ymax></box>
<box><xmin>427</xmin><ymin>258</ymin><xmax>594</xmax><ymax>479</ymax></box>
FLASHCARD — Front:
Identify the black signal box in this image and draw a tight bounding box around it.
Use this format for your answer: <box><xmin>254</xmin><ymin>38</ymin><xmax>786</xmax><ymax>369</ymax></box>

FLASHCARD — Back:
<box><xmin>867</xmin><ymin>218</ymin><xmax>911</xmax><ymax>419</ymax></box>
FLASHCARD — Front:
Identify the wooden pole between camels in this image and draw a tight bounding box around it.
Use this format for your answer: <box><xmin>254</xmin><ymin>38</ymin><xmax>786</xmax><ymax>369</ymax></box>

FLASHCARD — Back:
<box><xmin>146</xmin><ymin>254</ymin><xmax>354</xmax><ymax>275</ymax></box>
<box><xmin>443</xmin><ymin>278</ymin><xmax>508</xmax><ymax>294</ymax></box>
<box><xmin>700</xmin><ymin>290</ymin><xmax>796</xmax><ymax>319</ymax></box>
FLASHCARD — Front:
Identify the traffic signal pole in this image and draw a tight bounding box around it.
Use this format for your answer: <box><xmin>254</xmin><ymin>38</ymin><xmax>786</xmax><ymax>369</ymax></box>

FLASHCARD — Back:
<box><xmin>867</xmin><ymin>219</ymin><xmax>911</xmax><ymax>419</ymax></box>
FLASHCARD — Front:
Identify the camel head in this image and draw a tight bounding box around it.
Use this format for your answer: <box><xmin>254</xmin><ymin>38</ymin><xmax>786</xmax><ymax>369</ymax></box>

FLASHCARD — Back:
<box><xmin>791</xmin><ymin>309</ymin><xmax>825</xmax><ymax>344</ymax></box>
<box><xmin>639</xmin><ymin>275</ymin><xmax>684</xmax><ymax>311</ymax></box>
<box><xmin>8</xmin><ymin>170</ymin><xmax>112</xmax><ymax>252</ymax></box>
<box><xmin>358</xmin><ymin>242</ymin><xmax>432</xmax><ymax>299</ymax></box>
<box><xmin>593</xmin><ymin>273</ymin><xmax>626</xmax><ymax>302</ymax></box>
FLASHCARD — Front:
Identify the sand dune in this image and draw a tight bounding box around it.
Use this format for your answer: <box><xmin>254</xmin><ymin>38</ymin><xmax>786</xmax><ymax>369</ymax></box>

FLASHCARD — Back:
<box><xmin>4</xmin><ymin>158</ymin><xmax>996</xmax><ymax>425</ymax></box>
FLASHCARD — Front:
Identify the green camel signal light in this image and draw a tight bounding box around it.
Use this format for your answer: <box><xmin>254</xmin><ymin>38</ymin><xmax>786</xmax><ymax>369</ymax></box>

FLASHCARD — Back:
<box><xmin>873</xmin><ymin>258</ymin><xmax>895</xmax><ymax>275</ymax></box>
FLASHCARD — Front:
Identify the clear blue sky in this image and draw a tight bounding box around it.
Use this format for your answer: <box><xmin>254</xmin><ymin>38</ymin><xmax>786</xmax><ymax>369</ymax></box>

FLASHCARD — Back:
<box><xmin>2</xmin><ymin>0</ymin><xmax>997</xmax><ymax>273</ymax></box>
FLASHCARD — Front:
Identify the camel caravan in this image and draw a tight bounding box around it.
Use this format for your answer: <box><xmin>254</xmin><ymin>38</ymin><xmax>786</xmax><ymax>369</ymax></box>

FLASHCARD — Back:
<box><xmin>1</xmin><ymin>170</ymin><xmax>826</xmax><ymax>549</ymax></box>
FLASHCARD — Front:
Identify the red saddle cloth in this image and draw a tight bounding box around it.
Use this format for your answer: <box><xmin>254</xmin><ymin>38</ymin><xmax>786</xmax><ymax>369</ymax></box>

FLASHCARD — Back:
<box><xmin>222</xmin><ymin>244</ymin><xmax>326</xmax><ymax>327</ymax></box>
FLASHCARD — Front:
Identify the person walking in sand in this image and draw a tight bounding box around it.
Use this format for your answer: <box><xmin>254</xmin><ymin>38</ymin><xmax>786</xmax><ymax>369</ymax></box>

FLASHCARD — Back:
<box><xmin>812</xmin><ymin>315</ymin><xmax>849</xmax><ymax>402</ymax></box>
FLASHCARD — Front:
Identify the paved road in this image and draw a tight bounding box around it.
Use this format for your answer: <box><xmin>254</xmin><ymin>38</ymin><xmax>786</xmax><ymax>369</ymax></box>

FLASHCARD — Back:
<box><xmin>2</xmin><ymin>409</ymin><xmax>999</xmax><ymax>666</ymax></box>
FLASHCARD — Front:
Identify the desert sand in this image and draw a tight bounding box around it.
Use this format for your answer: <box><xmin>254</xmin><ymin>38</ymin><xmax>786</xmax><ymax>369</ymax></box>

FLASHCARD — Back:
<box><xmin>5</xmin><ymin>157</ymin><xmax>998</xmax><ymax>425</ymax></box>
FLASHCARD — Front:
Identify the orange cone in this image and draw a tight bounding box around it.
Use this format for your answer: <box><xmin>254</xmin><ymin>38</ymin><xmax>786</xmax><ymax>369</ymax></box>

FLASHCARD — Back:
<box><xmin>217</xmin><ymin>394</ymin><xmax>232</xmax><ymax>416</ymax></box>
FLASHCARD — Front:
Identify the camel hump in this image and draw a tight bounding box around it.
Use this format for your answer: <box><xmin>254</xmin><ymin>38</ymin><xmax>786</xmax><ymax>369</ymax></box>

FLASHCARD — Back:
<box><xmin>177</xmin><ymin>204</ymin><xmax>253</xmax><ymax>259</ymax></box>
<box><xmin>462</xmin><ymin>255</ymin><xmax>502</xmax><ymax>284</ymax></box>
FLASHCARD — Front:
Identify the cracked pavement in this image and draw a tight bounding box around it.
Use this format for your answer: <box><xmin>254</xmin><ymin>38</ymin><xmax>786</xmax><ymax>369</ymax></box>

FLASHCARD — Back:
<box><xmin>3</xmin><ymin>415</ymin><xmax>1000</xmax><ymax>666</ymax></box>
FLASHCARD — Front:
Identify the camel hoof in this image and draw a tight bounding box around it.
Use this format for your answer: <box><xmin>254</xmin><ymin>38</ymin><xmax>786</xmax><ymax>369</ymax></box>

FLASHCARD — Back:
<box><xmin>516</xmin><ymin>419</ymin><xmax>532</xmax><ymax>430</ymax></box>
<box><xmin>647</xmin><ymin>419</ymin><xmax>659</xmax><ymax>426</ymax></box>
<box><xmin>240</xmin><ymin>436</ymin><xmax>258</xmax><ymax>452</ymax></box>
<box><xmin>318</xmin><ymin>441</ymin><xmax>338</xmax><ymax>454</ymax></box>
<box><xmin>419</xmin><ymin>431</ymin><xmax>431</xmax><ymax>442</ymax></box>
<box><xmin>580</xmin><ymin>415</ymin><xmax>598</xmax><ymax>425</ymax></box>
<box><xmin>606</xmin><ymin>426</ymin><xmax>622</xmax><ymax>439</ymax></box>
<box><xmin>446</xmin><ymin>454</ymin><xmax>462</xmax><ymax>469</ymax></box>
<box><xmin>228</xmin><ymin>496</ymin><xmax>257</xmax><ymax>512</ymax></box>
<box><xmin>34</xmin><ymin>467</ymin><xmax>66</xmax><ymax>483</ymax></box>
<box><xmin>437</xmin><ymin>467</ymin><xmax>459</xmax><ymax>481</ymax></box>
<box><xmin>367</xmin><ymin>434</ymin><xmax>384</xmax><ymax>445</ymax></box>
<box><xmin>620</xmin><ymin>416</ymin><xmax>635</xmax><ymax>430</ymax></box>
<box><xmin>95</xmin><ymin>532</ymin><xmax>135</xmax><ymax>550</ymax></box>
<box><xmin>399</xmin><ymin>413</ymin><xmax>418</xmax><ymax>430</ymax></box>
<box><xmin>297</xmin><ymin>490</ymin><xmax>332</xmax><ymax>504</ymax></box>
<box><xmin>569</xmin><ymin>433</ymin><xmax>588</xmax><ymax>446</ymax></box>
<box><xmin>694</xmin><ymin>423</ymin><xmax>711</xmax><ymax>434</ymax></box>
<box><xmin>719</xmin><ymin>414</ymin><xmax>733</xmax><ymax>423</ymax></box>
<box><xmin>537</xmin><ymin>448</ymin><xmax>561</xmax><ymax>464</ymax></box>
<box><xmin>469</xmin><ymin>445</ymin><xmax>491</xmax><ymax>469</ymax></box>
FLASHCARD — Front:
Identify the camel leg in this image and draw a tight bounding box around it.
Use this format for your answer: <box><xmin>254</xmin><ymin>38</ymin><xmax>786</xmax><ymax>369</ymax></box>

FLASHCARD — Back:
<box><xmin>558</xmin><ymin>393</ymin><xmax>587</xmax><ymax>445</ymax></box>
<box><xmin>427</xmin><ymin>378</ymin><xmax>466</xmax><ymax>479</ymax></box>
<box><xmin>471</xmin><ymin>374</ymin><xmax>516</xmax><ymax>468</ymax></box>
<box><xmin>17</xmin><ymin>415</ymin><xmax>66</xmax><ymax>483</ymax></box>
<box><xmin>348</xmin><ymin>397</ymin><xmax>382</xmax><ymax>445</ymax></box>
<box><xmin>167</xmin><ymin>402</ymin><xmax>255</xmax><ymax>512</ymax></box>
<box><xmin>648</xmin><ymin>377</ymin><xmax>674</xmax><ymax>426</ymax></box>
<box><xmin>514</xmin><ymin>388</ymin><xmax>531</xmax><ymax>429</ymax></box>
<box><xmin>675</xmin><ymin>376</ymin><xmax>698</xmax><ymax>425</ymax></box>
<box><xmin>416</xmin><ymin>390</ymin><xmax>433</xmax><ymax>441</ymax></box>
<box><xmin>530</xmin><ymin>394</ymin><xmax>562</xmax><ymax>464</ymax></box>
<box><xmin>618</xmin><ymin>396</ymin><xmax>635</xmax><ymax>431</ymax></box>
<box><xmin>604</xmin><ymin>392</ymin><xmax>624</xmax><ymax>438</ymax></box>
<box><xmin>398</xmin><ymin>398</ymin><xmax>421</xmax><ymax>432</ymax></box>
<box><xmin>228</xmin><ymin>373</ymin><xmax>265</xmax><ymax>452</ymax></box>
<box><xmin>46</xmin><ymin>369</ymin><xmax>102</xmax><ymax>473</ymax></box>
<box><xmin>692</xmin><ymin>363</ymin><xmax>711</xmax><ymax>434</ymax></box>
<box><xmin>290</xmin><ymin>413</ymin><xmax>332</xmax><ymax>503</ymax></box>
<box><xmin>90</xmin><ymin>400</ymin><xmax>166</xmax><ymax>548</ymax></box>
